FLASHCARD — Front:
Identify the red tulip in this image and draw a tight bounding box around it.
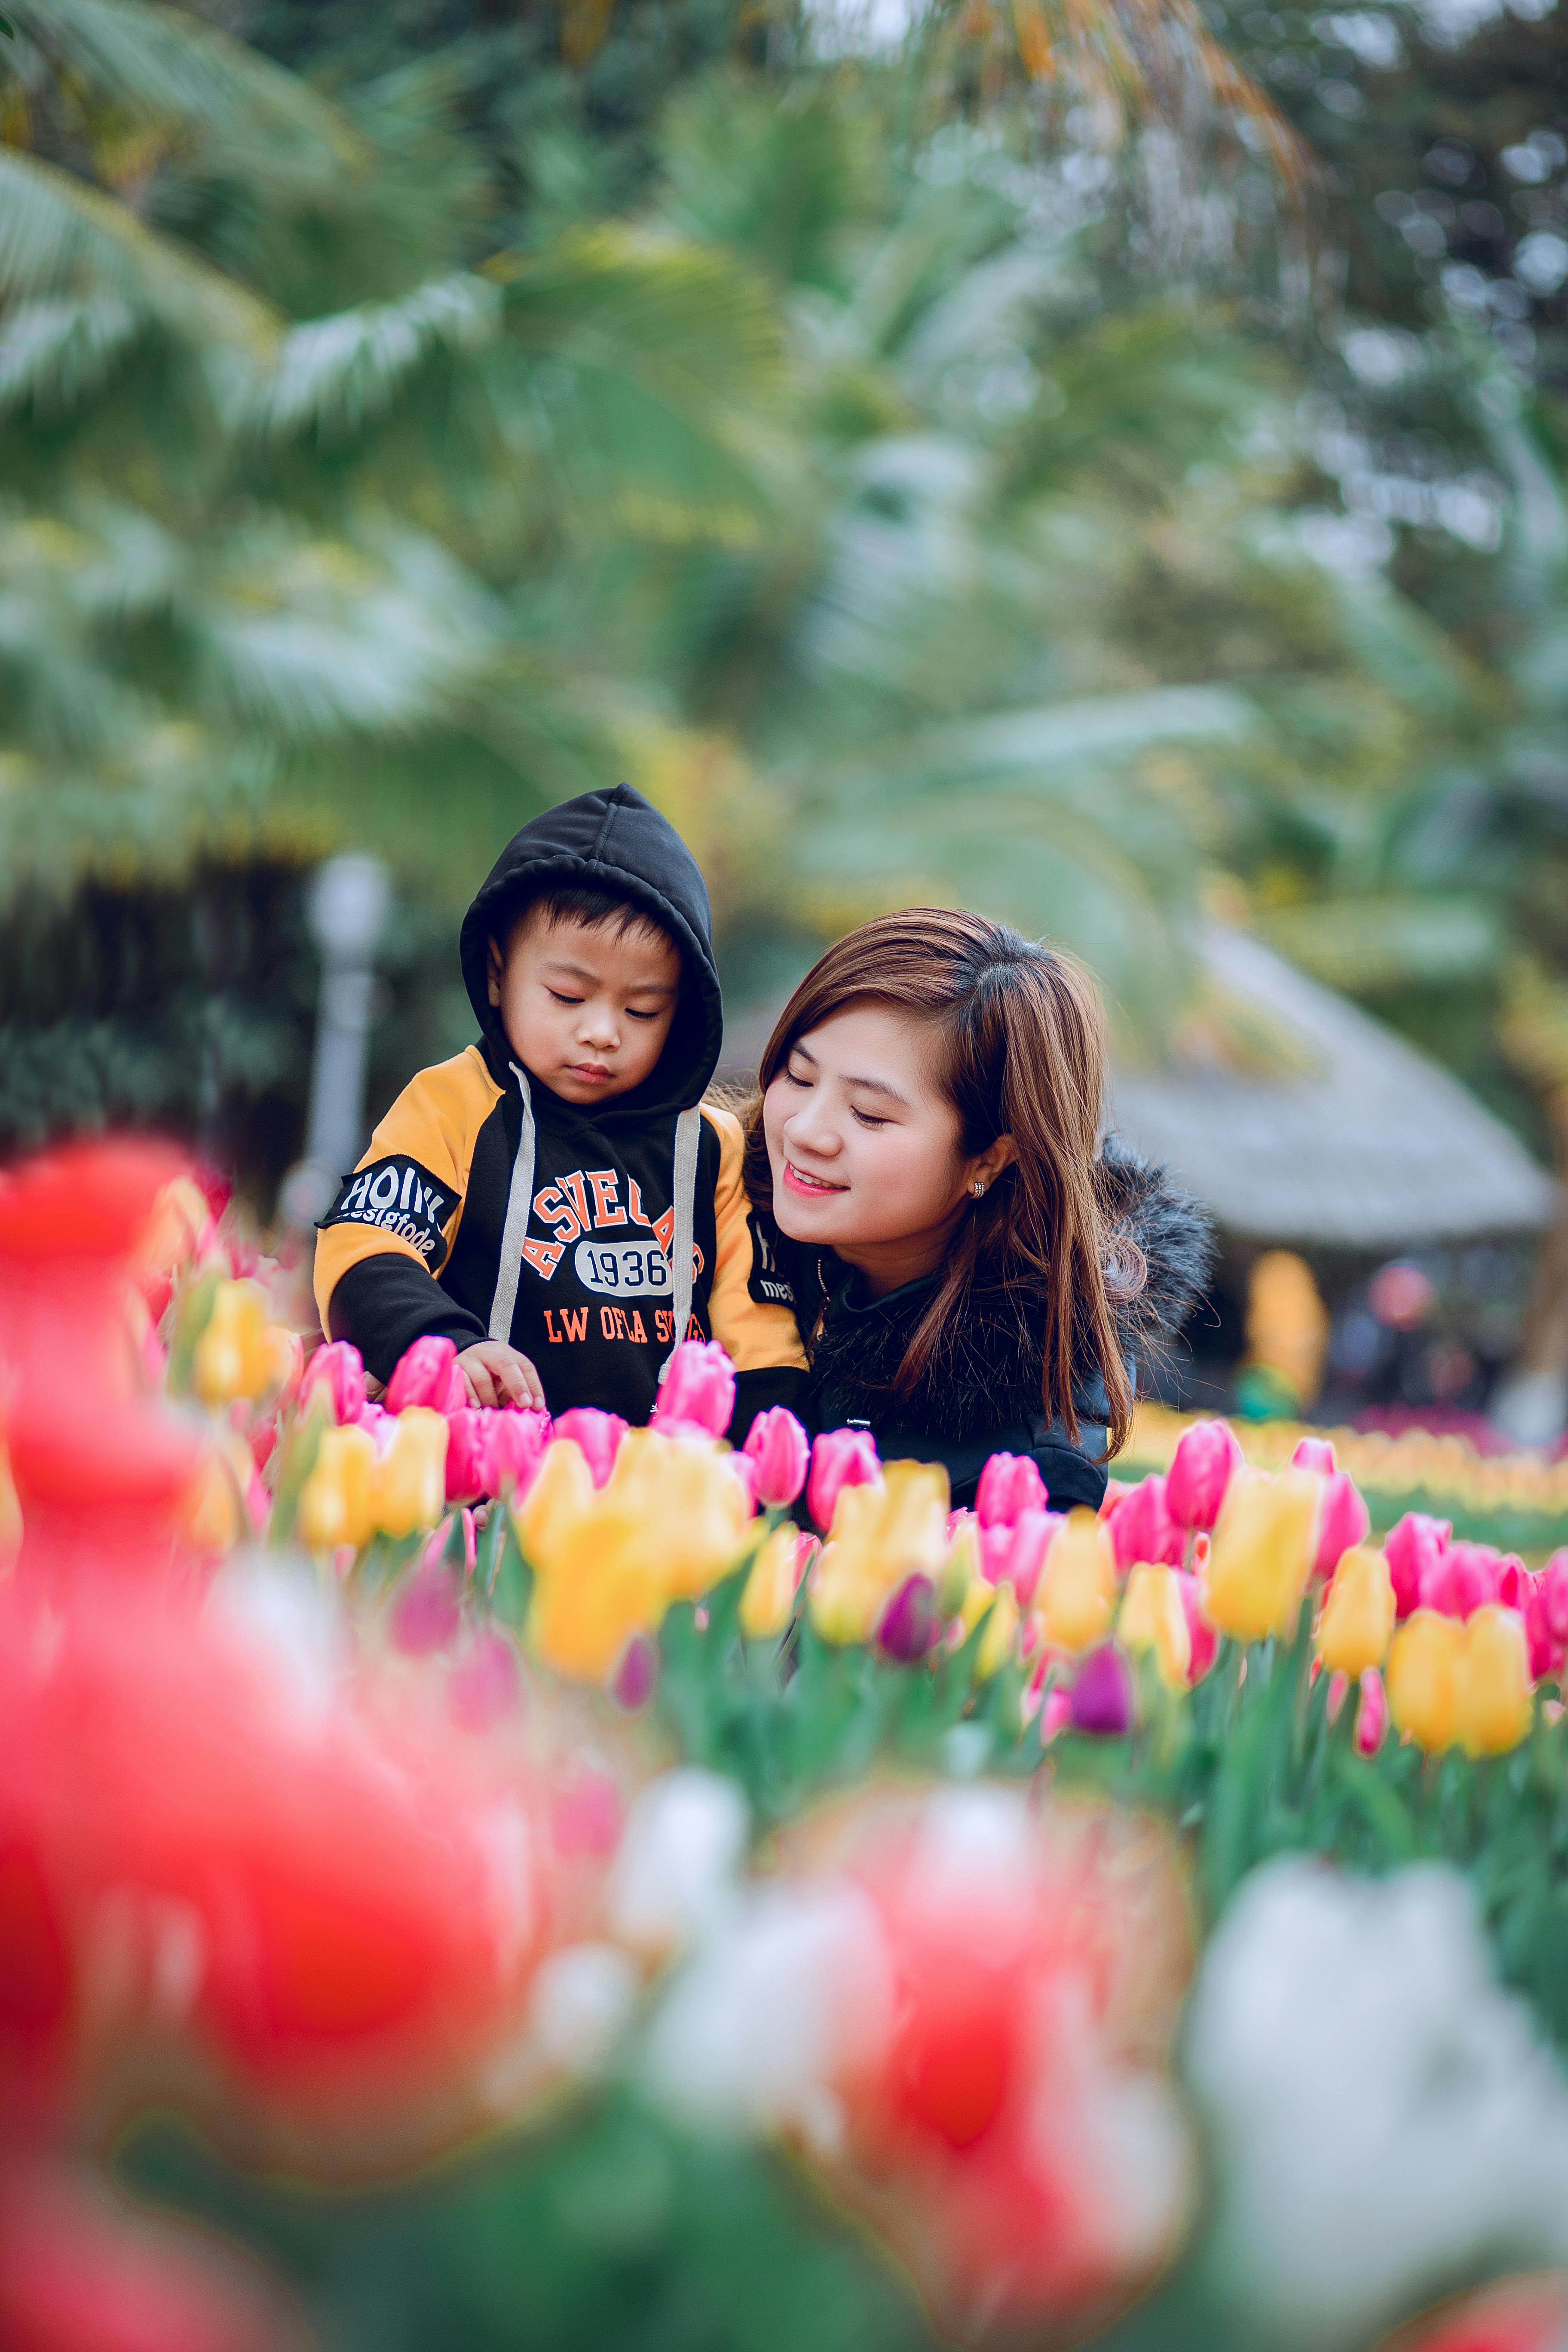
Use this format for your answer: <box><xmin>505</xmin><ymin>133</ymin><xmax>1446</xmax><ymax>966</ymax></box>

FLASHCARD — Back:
<box><xmin>1165</xmin><ymin>1419</ymin><xmax>1243</xmax><ymax>1532</ymax></box>
<box><xmin>551</xmin><ymin>1409</ymin><xmax>627</xmax><ymax>1488</ymax></box>
<box><xmin>974</xmin><ymin>1452</ymin><xmax>1048</xmax><ymax>1529</ymax></box>
<box><xmin>1314</xmin><ymin>1470</ymin><xmax>1370</xmax><ymax>1581</ymax></box>
<box><xmin>297</xmin><ymin>1342</ymin><xmax>366</xmax><ymax>1427</ymax></box>
<box><xmin>807</xmin><ymin>1428</ymin><xmax>881</xmax><ymax>1532</ymax></box>
<box><xmin>385</xmin><ymin>1337</ymin><xmax>466</xmax><ymax>1418</ymax></box>
<box><xmin>1107</xmin><ymin>1474</ymin><xmax>1184</xmax><ymax>1571</ymax></box>
<box><xmin>650</xmin><ymin>1340</ymin><xmax>735</xmax><ymax>1439</ymax></box>
<box><xmin>741</xmin><ymin>1408</ymin><xmax>810</xmax><ymax>1509</ymax></box>
<box><xmin>1384</xmin><ymin>1512</ymin><xmax>1451</xmax><ymax>1619</ymax></box>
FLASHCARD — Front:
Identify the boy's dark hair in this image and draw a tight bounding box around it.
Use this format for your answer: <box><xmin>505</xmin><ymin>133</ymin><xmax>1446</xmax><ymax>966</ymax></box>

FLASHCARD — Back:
<box><xmin>498</xmin><ymin>881</ymin><xmax>677</xmax><ymax>956</ymax></box>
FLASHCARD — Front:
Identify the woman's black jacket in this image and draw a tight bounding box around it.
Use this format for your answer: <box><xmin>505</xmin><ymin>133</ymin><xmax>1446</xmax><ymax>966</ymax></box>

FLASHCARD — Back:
<box><xmin>751</xmin><ymin>1139</ymin><xmax>1213</xmax><ymax>1514</ymax></box>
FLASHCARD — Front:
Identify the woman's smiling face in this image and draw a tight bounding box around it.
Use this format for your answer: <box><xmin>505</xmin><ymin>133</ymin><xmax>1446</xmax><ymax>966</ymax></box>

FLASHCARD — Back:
<box><xmin>762</xmin><ymin>1000</ymin><xmax>1012</xmax><ymax>1294</ymax></box>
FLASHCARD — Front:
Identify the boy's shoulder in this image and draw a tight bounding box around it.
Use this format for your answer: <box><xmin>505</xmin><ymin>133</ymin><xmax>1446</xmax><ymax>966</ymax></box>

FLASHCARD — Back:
<box><xmin>391</xmin><ymin>1045</ymin><xmax>503</xmax><ymax>1123</ymax></box>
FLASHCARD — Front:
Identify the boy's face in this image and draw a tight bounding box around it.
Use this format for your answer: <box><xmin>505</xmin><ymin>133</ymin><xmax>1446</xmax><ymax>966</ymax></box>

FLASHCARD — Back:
<box><xmin>487</xmin><ymin>908</ymin><xmax>681</xmax><ymax>1106</ymax></box>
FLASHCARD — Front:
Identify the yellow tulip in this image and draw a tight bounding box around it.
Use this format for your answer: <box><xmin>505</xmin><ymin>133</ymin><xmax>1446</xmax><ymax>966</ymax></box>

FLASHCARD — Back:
<box><xmin>297</xmin><ymin>1423</ymin><xmax>377</xmax><ymax>1552</ymax></box>
<box><xmin>193</xmin><ymin>1279</ymin><xmax>269</xmax><ymax>1403</ymax></box>
<box><xmin>1033</xmin><ymin>1508</ymin><xmax>1116</xmax><ymax>1656</ymax></box>
<box><xmin>1202</xmin><ymin>1466</ymin><xmax>1320</xmax><ymax>1643</ymax></box>
<box><xmin>974</xmin><ymin>1580</ymin><xmax>1020</xmax><ymax>1680</ymax></box>
<box><xmin>740</xmin><ymin>1525</ymin><xmax>805</xmax><ymax>1641</ymax></box>
<box><xmin>519</xmin><ymin>1427</ymin><xmax>758</xmax><ymax>1683</ymax></box>
<box><xmin>1119</xmin><ymin>1564</ymin><xmax>1191</xmax><ymax>1689</ymax></box>
<box><xmin>372</xmin><ymin>1407</ymin><xmax>449</xmax><ymax>1538</ymax></box>
<box><xmin>1314</xmin><ymin>1545</ymin><xmax>1396</xmax><ymax>1678</ymax></box>
<box><xmin>1386</xmin><ymin>1608</ymin><xmax>1463</xmax><ymax>1752</ymax></box>
<box><xmin>1456</xmin><ymin>1604</ymin><xmax>1534</xmax><ymax>1758</ymax></box>
<box><xmin>514</xmin><ymin>1437</ymin><xmax>597</xmax><ymax>1562</ymax></box>
<box><xmin>809</xmin><ymin>1461</ymin><xmax>950</xmax><ymax>1645</ymax></box>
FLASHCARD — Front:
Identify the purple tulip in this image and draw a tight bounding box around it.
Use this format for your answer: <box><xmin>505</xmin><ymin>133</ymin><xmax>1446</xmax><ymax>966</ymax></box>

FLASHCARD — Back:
<box><xmin>1069</xmin><ymin>1645</ymin><xmax>1134</xmax><ymax>1737</ymax></box>
<box><xmin>876</xmin><ymin>1573</ymin><xmax>940</xmax><ymax>1663</ymax></box>
<box><xmin>611</xmin><ymin>1631</ymin><xmax>658</xmax><ymax>1711</ymax></box>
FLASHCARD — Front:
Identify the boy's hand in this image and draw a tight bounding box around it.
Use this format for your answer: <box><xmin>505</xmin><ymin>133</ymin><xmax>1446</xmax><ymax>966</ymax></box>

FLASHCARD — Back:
<box><xmin>455</xmin><ymin>1341</ymin><xmax>546</xmax><ymax>1412</ymax></box>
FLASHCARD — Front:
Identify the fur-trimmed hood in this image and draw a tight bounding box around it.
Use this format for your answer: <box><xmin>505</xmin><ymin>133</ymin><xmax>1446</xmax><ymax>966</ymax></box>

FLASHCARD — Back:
<box><xmin>791</xmin><ymin>1136</ymin><xmax>1214</xmax><ymax>1447</ymax></box>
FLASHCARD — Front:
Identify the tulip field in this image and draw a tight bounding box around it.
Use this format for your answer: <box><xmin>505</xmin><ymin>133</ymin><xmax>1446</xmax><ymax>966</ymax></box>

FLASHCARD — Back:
<box><xmin>9</xmin><ymin>1142</ymin><xmax>1568</xmax><ymax>2352</ymax></box>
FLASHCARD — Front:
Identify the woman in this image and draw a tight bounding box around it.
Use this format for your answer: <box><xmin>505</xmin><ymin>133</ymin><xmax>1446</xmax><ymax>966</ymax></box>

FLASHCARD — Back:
<box><xmin>741</xmin><ymin>910</ymin><xmax>1212</xmax><ymax>1511</ymax></box>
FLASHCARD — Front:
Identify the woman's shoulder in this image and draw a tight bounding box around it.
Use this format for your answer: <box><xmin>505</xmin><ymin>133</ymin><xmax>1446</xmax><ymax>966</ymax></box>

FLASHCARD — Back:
<box><xmin>1097</xmin><ymin>1134</ymin><xmax>1215</xmax><ymax>1352</ymax></box>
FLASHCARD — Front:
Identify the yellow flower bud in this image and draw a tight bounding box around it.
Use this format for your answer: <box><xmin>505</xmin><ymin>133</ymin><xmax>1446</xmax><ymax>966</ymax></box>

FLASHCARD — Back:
<box><xmin>974</xmin><ymin>1580</ymin><xmax>1020</xmax><ymax>1680</ymax></box>
<box><xmin>1202</xmin><ymin>1466</ymin><xmax>1320</xmax><ymax>1643</ymax></box>
<box><xmin>1386</xmin><ymin>1608</ymin><xmax>1463</xmax><ymax>1752</ymax></box>
<box><xmin>297</xmin><ymin>1422</ymin><xmax>377</xmax><ymax>1552</ymax></box>
<box><xmin>372</xmin><ymin>1407</ymin><xmax>449</xmax><ymax>1538</ymax></box>
<box><xmin>514</xmin><ymin>1437</ymin><xmax>597</xmax><ymax>1562</ymax></box>
<box><xmin>937</xmin><ymin>1520</ymin><xmax>980</xmax><ymax>1620</ymax></box>
<box><xmin>740</xmin><ymin>1525</ymin><xmax>804</xmax><ymax>1642</ymax></box>
<box><xmin>809</xmin><ymin>1461</ymin><xmax>950</xmax><ymax>1646</ymax></box>
<box><xmin>1034</xmin><ymin>1508</ymin><xmax>1116</xmax><ymax>1656</ymax></box>
<box><xmin>1314</xmin><ymin>1545</ymin><xmax>1396</xmax><ymax>1678</ymax></box>
<box><xmin>1455</xmin><ymin>1603</ymin><xmax>1534</xmax><ymax>1758</ymax></box>
<box><xmin>1119</xmin><ymin>1564</ymin><xmax>1191</xmax><ymax>1689</ymax></box>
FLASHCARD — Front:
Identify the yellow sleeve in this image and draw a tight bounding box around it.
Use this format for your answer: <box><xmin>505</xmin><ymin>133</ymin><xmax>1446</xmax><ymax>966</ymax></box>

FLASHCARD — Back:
<box><xmin>312</xmin><ymin>1049</ymin><xmax>501</xmax><ymax>1332</ymax></box>
<box><xmin>701</xmin><ymin>1103</ymin><xmax>808</xmax><ymax>1374</ymax></box>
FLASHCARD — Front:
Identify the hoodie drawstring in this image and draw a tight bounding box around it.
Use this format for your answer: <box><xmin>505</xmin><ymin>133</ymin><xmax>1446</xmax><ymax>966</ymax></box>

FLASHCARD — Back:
<box><xmin>489</xmin><ymin>1062</ymin><xmax>539</xmax><ymax>1345</ymax></box>
<box><xmin>662</xmin><ymin>1105</ymin><xmax>702</xmax><ymax>1375</ymax></box>
<box><xmin>489</xmin><ymin>1072</ymin><xmax>704</xmax><ymax>1378</ymax></box>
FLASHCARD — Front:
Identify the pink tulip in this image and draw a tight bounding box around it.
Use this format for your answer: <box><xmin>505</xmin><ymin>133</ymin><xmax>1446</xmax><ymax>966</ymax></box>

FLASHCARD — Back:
<box><xmin>743</xmin><ymin>1407</ymin><xmax>811</xmax><ymax>1508</ymax></box>
<box><xmin>1384</xmin><ymin>1512</ymin><xmax>1451</xmax><ymax>1619</ymax></box>
<box><xmin>1422</xmin><ymin>1539</ymin><xmax>1502</xmax><ymax>1620</ymax></box>
<box><xmin>447</xmin><ymin>1629</ymin><xmax>521</xmax><ymax>1730</ymax></box>
<box><xmin>1314</xmin><ymin>1470</ymin><xmax>1370</xmax><ymax>1581</ymax></box>
<box><xmin>1165</xmin><ymin>1419</ymin><xmax>1243</xmax><ymax>1532</ymax></box>
<box><xmin>807</xmin><ymin>1428</ymin><xmax>881</xmax><ymax>1531</ymax></box>
<box><xmin>1525</xmin><ymin>1577</ymin><xmax>1563</xmax><ymax>1681</ymax></box>
<box><xmin>877</xmin><ymin>1573</ymin><xmax>940</xmax><ymax>1663</ymax></box>
<box><xmin>1354</xmin><ymin>1666</ymin><xmax>1387</xmax><ymax>1756</ymax></box>
<box><xmin>1107</xmin><ymin>1474</ymin><xmax>1184</xmax><ymax>1571</ymax></box>
<box><xmin>553</xmin><ymin>1407</ymin><xmax>628</xmax><ymax>1488</ymax></box>
<box><xmin>487</xmin><ymin>1407</ymin><xmax>550</xmax><ymax>1501</ymax></box>
<box><xmin>1175</xmin><ymin>1568</ymin><xmax>1217</xmax><ymax>1684</ymax></box>
<box><xmin>1069</xmin><ymin>1645</ymin><xmax>1134</xmax><ymax>1736</ymax></box>
<box><xmin>386</xmin><ymin>1335</ymin><xmax>466</xmax><ymax>1417</ymax></box>
<box><xmin>391</xmin><ymin>1561</ymin><xmax>461</xmax><ymax>1656</ymax></box>
<box><xmin>974</xmin><ymin>1451</ymin><xmax>1048</xmax><ymax>1529</ymax></box>
<box><xmin>1039</xmin><ymin>1684</ymin><xmax>1074</xmax><ymax>1744</ymax></box>
<box><xmin>1539</xmin><ymin>1550</ymin><xmax>1568</xmax><ymax>1644</ymax></box>
<box><xmin>1292</xmin><ymin>1435</ymin><xmax>1337</xmax><ymax>1474</ymax></box>
<box><xmin>444</xmin><ymin>1409</ymin><xmax>495</xmax><ymax>1503</ymax></box>
<box><xmin>981</xmin><ymin>1509</ymin><xmax>1063</xmax><ymax>1607</ymax></box>
<box><xmin>299</xmin><ymin>1338</ymin><xmax>367</xmax><ymax>1425</ymax></box>
<box><xmin>356</xmin><ymin>1400</ymin><xmax>396</xmax><ymax>1453</ymax></box>
<box><xmin>652</xmin><ymin>1338</ymin><xmax>735</xmax><ymax>1439</ymax></box>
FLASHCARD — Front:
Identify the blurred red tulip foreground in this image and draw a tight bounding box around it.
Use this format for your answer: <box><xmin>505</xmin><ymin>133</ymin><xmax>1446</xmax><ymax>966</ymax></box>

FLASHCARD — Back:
<box><xmin>6</xmin><ymin>1136</ymin><xmax>1568</xmax><ymax>2352</ymax></box>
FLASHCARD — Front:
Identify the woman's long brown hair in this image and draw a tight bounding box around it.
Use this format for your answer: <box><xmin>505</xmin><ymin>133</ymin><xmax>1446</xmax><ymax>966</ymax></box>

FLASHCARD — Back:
<box><xmin>740</xmin><ymin>910</ymin><xmax>1142</xmax><ymax>1455</ymax></box>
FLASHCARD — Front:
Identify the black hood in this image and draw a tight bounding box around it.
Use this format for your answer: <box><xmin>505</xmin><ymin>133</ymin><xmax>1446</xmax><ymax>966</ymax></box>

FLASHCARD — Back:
<box><xmin>458</xmin><ymin>784</ymin><xmax>722</xmax><ymax>1121</ymax></box>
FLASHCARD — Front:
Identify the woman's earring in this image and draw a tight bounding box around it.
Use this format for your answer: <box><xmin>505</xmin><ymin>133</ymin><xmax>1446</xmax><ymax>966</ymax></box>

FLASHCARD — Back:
<box><xmin>971</xmin><ymin>1179</ymin><xmax>986</xmax><ymax>1198</ymax></box>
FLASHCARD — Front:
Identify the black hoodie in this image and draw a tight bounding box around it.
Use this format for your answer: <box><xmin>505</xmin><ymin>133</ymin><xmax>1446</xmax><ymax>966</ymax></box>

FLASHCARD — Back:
<box><xmin>313</xmin><ymin>785</ymin><xmax>808</xmax><ymax>1430</ymax></box>
<box><xmin>759</xmin><ymin>1138</ymin><xmax>1214</xmax><ymax>1512</ymax></box>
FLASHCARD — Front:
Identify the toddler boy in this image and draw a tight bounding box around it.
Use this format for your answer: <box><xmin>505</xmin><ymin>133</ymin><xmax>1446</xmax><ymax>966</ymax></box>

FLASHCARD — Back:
<box><xmin>314</xmin><ymin>784</ymin><xmax>806</xmax><ymax>1434</ymax></box>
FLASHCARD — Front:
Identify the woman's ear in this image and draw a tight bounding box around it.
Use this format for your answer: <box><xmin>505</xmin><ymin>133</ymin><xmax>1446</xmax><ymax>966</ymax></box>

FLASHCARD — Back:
<box><xmin>969</xmin><ymin>1134</ymin><xmax>1017</xmax><ymax>1194</ymax></box>
<box><xmin>486</xmin><ymin>936</ymin><xmax>504</xmax><ymax>1009</ymax></box>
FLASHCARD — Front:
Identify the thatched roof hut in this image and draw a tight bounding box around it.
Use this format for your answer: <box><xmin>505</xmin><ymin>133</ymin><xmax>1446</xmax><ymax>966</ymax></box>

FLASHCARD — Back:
<box><xmin>1109</xmin><ymin>928</ymin><xmax>1556</xmax><ymax>1250</ymax></box>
